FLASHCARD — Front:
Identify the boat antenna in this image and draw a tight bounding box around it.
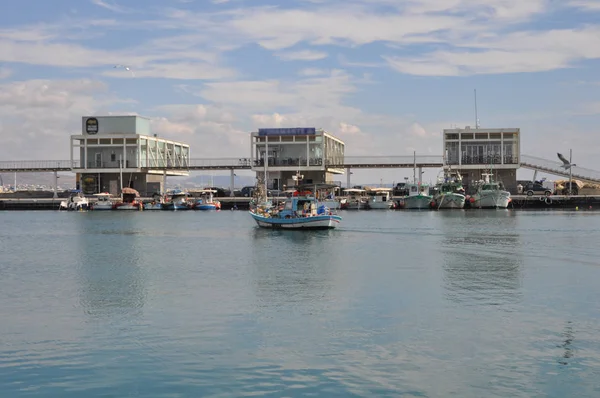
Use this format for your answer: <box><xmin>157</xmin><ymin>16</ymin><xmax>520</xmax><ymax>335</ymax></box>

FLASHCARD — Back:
<box><xmin>474</xmin><ymin>89</ymin><xmax>479</xmax><ymax>129</ymax></box>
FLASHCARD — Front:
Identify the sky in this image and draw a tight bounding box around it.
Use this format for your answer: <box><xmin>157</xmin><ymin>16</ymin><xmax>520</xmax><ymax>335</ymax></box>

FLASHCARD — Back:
<box><xmin>1</xmin><ymin>0</ymin><xmax>599</xmax><ymax>185</ymax></box>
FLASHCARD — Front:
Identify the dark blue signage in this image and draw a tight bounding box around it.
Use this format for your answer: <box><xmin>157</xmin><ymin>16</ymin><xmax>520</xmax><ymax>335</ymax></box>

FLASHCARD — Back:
<box><xmin>258</xmin><ymin>127</ymin><xmax>316</xmax><ymax>136</ymax></box>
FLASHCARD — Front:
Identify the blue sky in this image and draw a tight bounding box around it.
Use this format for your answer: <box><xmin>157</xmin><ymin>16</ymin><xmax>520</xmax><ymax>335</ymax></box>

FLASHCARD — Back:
<box><xmin>1</xmin><ymin>0</ymin><xmax>599</xmax><ymax>184</ymax></box>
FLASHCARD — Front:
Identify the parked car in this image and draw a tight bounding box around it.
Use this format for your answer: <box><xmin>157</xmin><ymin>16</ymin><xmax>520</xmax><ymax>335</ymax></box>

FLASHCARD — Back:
<box><xmin>524</xmin><ymin>182</ymin><xmax>552</xmax><ymax>196</ymax></box>
<box><xmin>239</xmin><ymin>186</ymin><xmax>255</xmax><ymax>197</ymax></box>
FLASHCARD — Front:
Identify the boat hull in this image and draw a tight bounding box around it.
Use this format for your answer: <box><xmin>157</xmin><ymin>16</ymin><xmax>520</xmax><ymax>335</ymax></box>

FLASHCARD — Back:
<box><xmin>250</xmin><ymin>212</ymin><xmax>341</xmax><ymax>229</ymax></box>
<box><xmin>114</xmin><ymin>203</ymin><xmax>142</xmax><ymax>210</ymax></box>
<box><xmin>144</xmin><ymin>203</ymin><xmax>163</xmax><ymax>210</ymax></box>
<box><xmin>472</xmin><ymin>191</ymin><xmax>511</xmax><ymax>209</ymax></box>
<box><xmin>92</xmin><ymin>203</ymin><xmax>113</xmax><ymax>210</ymax></box>
<box><xmin>195</xmin><ymin>204</ymin><xmax>218</xmax><ymax>210</ymax></box>
<box><xmin>368</xmin><ymin>201</ymin><xmax>394</xmax><ymax>209</ymax></box>
<box><xmin>435</xmin><ymin>193</ymin><xmax>466</xmax><ymax>209</ymax></box>
<box><xmin>403</xmin><ymin>195</ymin><xmax>432</xmax><ymax>209</ymax></box>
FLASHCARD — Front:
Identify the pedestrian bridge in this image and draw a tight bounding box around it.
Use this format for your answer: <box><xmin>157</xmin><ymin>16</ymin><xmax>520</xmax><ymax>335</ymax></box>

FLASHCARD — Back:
<box><xmin>1</xmin><ymin>154</ymin><xmax>600</xmax><ymax>183</ymax></box>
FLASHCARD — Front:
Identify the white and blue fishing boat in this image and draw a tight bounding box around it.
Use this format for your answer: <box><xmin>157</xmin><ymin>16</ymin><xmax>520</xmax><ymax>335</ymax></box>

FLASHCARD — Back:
<box><xmin>144</xmin><ymin>193</ymin><xmax>165</xmax><ymax>210</ymax></box>
<box><xmin>162</xmin><ymin>189</ymin><xmax>193</xmax><ymax>210</ymax></box>
<box><xmin>193</xmin><ymin>189</ymin><xmax>221</xmax><ymax>210</ymax></box>
<box><xmin>249</xmin><ymin>193</ymin><xmax>342</xmax><ymax>230</ymax></box>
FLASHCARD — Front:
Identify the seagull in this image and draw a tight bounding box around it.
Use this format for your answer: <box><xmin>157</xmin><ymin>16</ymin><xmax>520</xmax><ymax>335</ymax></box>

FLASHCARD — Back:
<box><xmin>557</xmin><ymin>153</ymin><xmax>576</xmax><ymax>169</ymax></box>
<box><xmin>113</xmin><ymin>64</ymin><xmax>135</xmax><ymax>77</ymax></box>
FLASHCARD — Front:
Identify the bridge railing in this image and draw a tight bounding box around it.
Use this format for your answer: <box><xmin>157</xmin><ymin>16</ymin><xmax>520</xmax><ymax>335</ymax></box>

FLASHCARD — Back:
<box><xmin>339</xmin><ymin>155</ymin><xmax>444</xmax><ymax>165</ymax></box>
<box><xmin>520</xmin><ymin>154</ymin><xmax>600</xmax><ymax>181</ymax></box>
<box><xmin>0</xmin><ymin>160</ymin><xmax>76</xmax><ymax>170</ymax></box>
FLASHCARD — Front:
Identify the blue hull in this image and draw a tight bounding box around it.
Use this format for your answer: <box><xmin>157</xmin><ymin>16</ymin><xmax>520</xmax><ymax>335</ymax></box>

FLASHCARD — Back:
<box><xmin>250</xmin><ymin>212</ymin><xmax>342</xmax><ymax>229</ymax></box>
<box><xmin>195</xmin><ymin>204</ymin><xmax>217</xmax><ymax>210</ymax></box>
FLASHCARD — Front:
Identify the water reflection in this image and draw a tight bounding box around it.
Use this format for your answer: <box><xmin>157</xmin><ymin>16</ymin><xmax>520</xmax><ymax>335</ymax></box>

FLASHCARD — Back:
<box><xmin>558</xmin><ymin>321</ymin><xmax>575</xmax><ymax>366</ymax></box>
<box><xmin>250</xmin><ymin>228</ymin><xmax>335</xmax><ymax>311</ymax></box>
<box><xmin>437</xmin><ymin>211</ymin><xmax>523</xmax><ymax>307</ymax></box>
<box><xmin>74</xmin><ymin>213</ymin><xmax>147</xmax><ymax>319</ymax></box>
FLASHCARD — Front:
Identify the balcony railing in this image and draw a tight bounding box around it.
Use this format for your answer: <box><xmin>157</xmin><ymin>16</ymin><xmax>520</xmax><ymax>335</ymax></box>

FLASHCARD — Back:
<box><xmin>446</xmin><ymin>155</ymin><xmax>519</xmax><ymax>165</ymax></box>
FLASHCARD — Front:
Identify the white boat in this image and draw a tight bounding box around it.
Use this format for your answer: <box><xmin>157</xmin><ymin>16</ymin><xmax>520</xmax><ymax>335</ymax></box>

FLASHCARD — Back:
<box><xmin>365</xmin><ymin>187</ymin><xmax>394</xmax><ymax>209</ymax></box>
<box><xmin>59</xmin><ymin>190</ymin><xmax>90</xmax><ymax>211</ymax></box>
<box><xmin>470</xmin><ymin>173</ymin><xmax>511</xmax><ymax>209</ymax></box>
<box><xmin>400</xmin><ymin>183</ymin><xmax>433</xmax><ymax>209</ymax></box>
<box><xmin>433</xmin><ymin>171</ymin><xmax>466</xmax><ymax>209</ymax></box>
<box><xmin>91</xmin><ymin>192</ymin><xmax>114</xmax><ymax>210</ymax></box>
<box><xmin>340</xmin><ymin>188</ymin><xmax>368</xmax><ymax>209</ymax></box>
<box><xmin>249</xmin><ymin>193</ymin><xmax>341</xmax><ymax>229</ymax></box>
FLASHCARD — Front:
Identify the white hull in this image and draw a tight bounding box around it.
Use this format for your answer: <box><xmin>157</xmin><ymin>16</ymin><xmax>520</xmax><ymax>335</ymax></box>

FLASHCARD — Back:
<box><xmin>368</xmin><ymin>201</ymin><xmax>394</xmax><ymax>209</ymax></box>
<box><xmin>92</xmin><ymin>203</ymin><xmax>113</xmax><ymax>210</ymax></box>
<box><xmin>255</xmin><ymin>218</ymin><xmax>339</xmax><ymax>229</ymax></box>
<box><xmin>115</xmin><ymin>204</ymin><xmax>141</xmax><ymax>210</ymax></box>
<box><xmin>403</xmin><ymin>195</ymin><xmax>432</xmax><ymax>209</ymax></box>
<box><xmin>472</xmin><ymin>191</ymin><xmax>511</xmax><ymax>209</ymax></box>
<box><xmin>343</xmin><ymin>201</ymin><xmax>368</xmax><ymax>210</ymax></box>
<box><xmin>144</xmin><ymin>203</ymin><xmax>163</xmax><ymax>210</ymax></box>
<box><xmin>435</xmin><ymin>193</ymin><xmax>466</xmax><ymax>209</ymax></box>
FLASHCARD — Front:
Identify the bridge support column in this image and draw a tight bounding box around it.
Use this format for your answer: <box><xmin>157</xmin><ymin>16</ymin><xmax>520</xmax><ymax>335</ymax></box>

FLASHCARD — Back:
<box><xmin>162</xmin><ymin>170</ymin><xmax>167</xmax><ymax>194</ymax></box>
<box><xmin>346</xmin><ymin>167</ymin><xmax>351</xmax><ymax>188</ymax></box>
<box><xmin>532</xmin><ymin>170</ymin><xmax>538</xmax><ymax>182</ymax></box>
<box><xmin>53</xmin><ymin>171</ymin><xmax>58</xmax><ymax>199</ymax></box>
<box><xmin>230</xmin><ymin>169</ymin><xmax>235</xmax><ymax>197</ymax></box>
<box><xmin>418</xmin><ymin>166</ymin><xmax>423</xmax><ymax>184</ymax></box>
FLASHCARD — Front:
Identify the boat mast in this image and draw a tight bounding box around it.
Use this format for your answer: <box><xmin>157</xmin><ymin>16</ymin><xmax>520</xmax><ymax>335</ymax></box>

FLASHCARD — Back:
<box><xmin>413</xmin><ymin>150</ymin><xmax>416</xmax><ymax>183</ymax></box>
<box><xmin>119</xmin><ymin>154</ymin><xmax>123</xmax><ymax>193</ymax></box>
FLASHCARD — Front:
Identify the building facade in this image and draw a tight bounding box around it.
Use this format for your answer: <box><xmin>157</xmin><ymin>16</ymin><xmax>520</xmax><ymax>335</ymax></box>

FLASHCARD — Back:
<box><xmin>71</xmin><ymin>115</ymin><xmax>189</xmax><ymax>195</ymax></box>
<box><xmin>250</xmin><ymin>127</ymin><xmax>345</xmax><ymax>190</ymax></box>
<box><xmin>443</xmin><ymin>126</ymin><xmax>520</xmax><ymax>192</ymax></box>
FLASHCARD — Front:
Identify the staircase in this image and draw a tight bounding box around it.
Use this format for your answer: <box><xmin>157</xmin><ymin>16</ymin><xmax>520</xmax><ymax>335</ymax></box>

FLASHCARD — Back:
<box><xmin>520</xmin><ymin>155</ymin><xmax>600</xmax><ymax>184</ymax></box>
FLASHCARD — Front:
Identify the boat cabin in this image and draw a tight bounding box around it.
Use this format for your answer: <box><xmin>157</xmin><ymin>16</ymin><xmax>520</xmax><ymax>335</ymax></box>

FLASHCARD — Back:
<box><xmin>366</xmin><ymin>187</ymin><xmax>392</xmax><ymax>200</ymax></box>
<box><xmin>276</xmin><ymin>196</ymin><xmax>330</xmax><ymax>218</ymax></box>
<box><xmin>121</xmin><ymin>187</ymin><xmax>140</xmax><ymax>203</ymax></box>
<box><xmin>406</xmin><ymin>183</ymin><xmax>430</xmax><ymax>196</ymax></box>
<box><xmin>93</xmin><ymin>192</ymin><xmax>113</xmax><ymax>202</ymax></box>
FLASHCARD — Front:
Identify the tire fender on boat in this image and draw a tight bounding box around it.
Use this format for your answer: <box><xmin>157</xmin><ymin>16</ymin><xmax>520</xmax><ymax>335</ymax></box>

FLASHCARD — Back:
<box><xmin>545</xmin><ymin>197</ymin><xmax>552</xmax><ymax>205</ymax></box>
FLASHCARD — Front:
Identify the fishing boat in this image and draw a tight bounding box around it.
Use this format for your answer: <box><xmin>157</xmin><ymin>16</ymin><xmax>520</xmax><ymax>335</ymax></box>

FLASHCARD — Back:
<box><xmin>144</xmin><ymin>193</ymin><xmax>165</xmax><ymax>210</ymax></box>
<box><xmin>296</xmin><ymin>183</ymin><xmax>341</xmax><ymax>210</ymax></box>
<box><xmin>433</xmin><ymin>171</ymin><xmax>466</xmax><ymax>209</ymax></box>
<box><xmin>91</xmin><ymin>192</ymin><xmax>114</xmax><ymax>210</ymax></box>
<box><xmin>365</xmin><ymin>187</ymin><xmax>394</xmax><ymax>209</ymax></box>
<box><xmin>469</xmin><ymin>173</ymin><xmax>511</xmax><ymax>209</ymax></box>
<box><xmin>193</xmin><ymin>189</ymin><xmax>221</xmax><ymax>210</ymax></box>
<box><xmin>162</xmin><ymin>189</ymin><xmax>193</xmax><ymax>210</ymax></box>
<box><xmin>400</xmin><ymin>183</ymin><xmax>433</xmax><ymax>209</ymax></box>
<box><xmin>340</xmin><ymin>188</ymin><xmax>368</xmax><ymax>209</ymax></box>
<box><xmin>114</xmin><ymin>187</ymin><xmax>143</xmax><ymax>210</ymax></box>
<box><xmin>59</xmin><ymin>190</ymin><xmax>90</xmax><ymax>211</ymax></box>
<box><xmin>249</xmin><ymin>193</ymin><xmax>341</xmax><ymax>229</ymax></box>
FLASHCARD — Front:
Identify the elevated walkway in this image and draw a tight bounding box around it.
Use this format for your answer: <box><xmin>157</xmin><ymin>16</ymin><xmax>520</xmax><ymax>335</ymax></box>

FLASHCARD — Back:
<box><xmin>520</xmin><ymin>155</ymin><xmax>600</xmax><ymax>184</ymax></box>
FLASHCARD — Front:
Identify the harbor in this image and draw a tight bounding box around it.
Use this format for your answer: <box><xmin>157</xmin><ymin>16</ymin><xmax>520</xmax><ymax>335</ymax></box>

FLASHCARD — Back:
<box><xmin>2</xmin><ymin>116</ymin><xmax>600</xmax><ymax>214</ymax></box>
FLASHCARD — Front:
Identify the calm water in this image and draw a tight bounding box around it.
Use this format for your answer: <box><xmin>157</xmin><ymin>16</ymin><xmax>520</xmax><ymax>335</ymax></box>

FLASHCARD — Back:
<box><xmin>1</xmin><ymin>209</ymin><xmax>600</xmax><ymax>397</ymax></box>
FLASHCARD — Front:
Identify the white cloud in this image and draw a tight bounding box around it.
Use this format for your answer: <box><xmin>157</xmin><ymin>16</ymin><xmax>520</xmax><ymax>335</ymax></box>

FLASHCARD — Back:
<box><xmin>276</xmin><ymin>50</ymin><xmax>328</xmax><ymax>61</ymax></box>
<box><xmin>90</xmin><ymin>0</ymin><xmax>130</xmax><ymax>13</ymax></box>
<box><xmin>568</xmin><ymin>0</ymin><xmax>600</xmax><ymax>10</ymax></box>
<box><xmin>0</xmin><ymin>78</ymin><xmax>133</xmax><ymax>160</ymax></box>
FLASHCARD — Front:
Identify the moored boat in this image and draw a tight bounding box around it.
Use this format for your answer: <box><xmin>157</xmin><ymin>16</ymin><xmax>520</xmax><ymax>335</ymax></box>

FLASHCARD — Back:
<box><xmin>91</xmin><ymin>192</ymin><xmax>114</xmax><ymax>210</ymax></box>
<box><xmin>365</xmin><ymin>187</ymin><xmax>394</xmax><ymax>209</ymax></box>
<box><xmin>340</xmin><ymin>188</ymin><xmax>368</xmax><ymax>209</ymax></box>
<box><xmin>59</xmin><ymin>190</ymin><xmax>90</xmax><ymax>211</ymax></box>
<box><xmin>162</xmin><ymin>189</ymin><xmax>193</xmax><ymax>210</ymax></box>
<box><xmin>193</xmin><ymin>189</ymin><xmax>221</xmax><ymax>210</ymax></box>
<box><xmin>432</xmin><ymin>171</ymin><xmax>466</xmax><ymax>209</ymax></box>
<box><xmin>114</xmin><ymin>187</ymin><xmax>143</xmax><ymax>210</ymax></box>
<box><xmin>400</xmin><ymin>183</ymin><xmax>433</xmax><ymax>210</ymax></box>
<box><xmin>470</xmin><ymin>173</ymin><xmax>511</xmax><ymax>209</ymax></box>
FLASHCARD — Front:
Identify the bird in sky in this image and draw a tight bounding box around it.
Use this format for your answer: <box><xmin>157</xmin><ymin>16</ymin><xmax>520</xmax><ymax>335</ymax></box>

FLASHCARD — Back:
<box><xmin>113</xmin><ymin>64</ymin><xmax>135</xmax><ymax>77</ymax></box>
<box><xmin>557</xmin><ymin>153</ymin><xmax>576</xmax><ymax>169</ymax></box>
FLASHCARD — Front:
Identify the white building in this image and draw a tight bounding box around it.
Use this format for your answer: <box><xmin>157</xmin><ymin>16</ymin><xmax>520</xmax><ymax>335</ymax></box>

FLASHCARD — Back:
<box><xmin>70</xmin><ymin>115</ymin><xmax>189</xmax><ymax>195</ymax></box>
<box><xmin>443</xmin><ymin>126</ymin><xmax>520</xmax><ymax>191</ymax></box>
<box><xmin>250</xmin><ymin>127</ymin><xmax>345</xmax><ymax>190</ymax></box>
